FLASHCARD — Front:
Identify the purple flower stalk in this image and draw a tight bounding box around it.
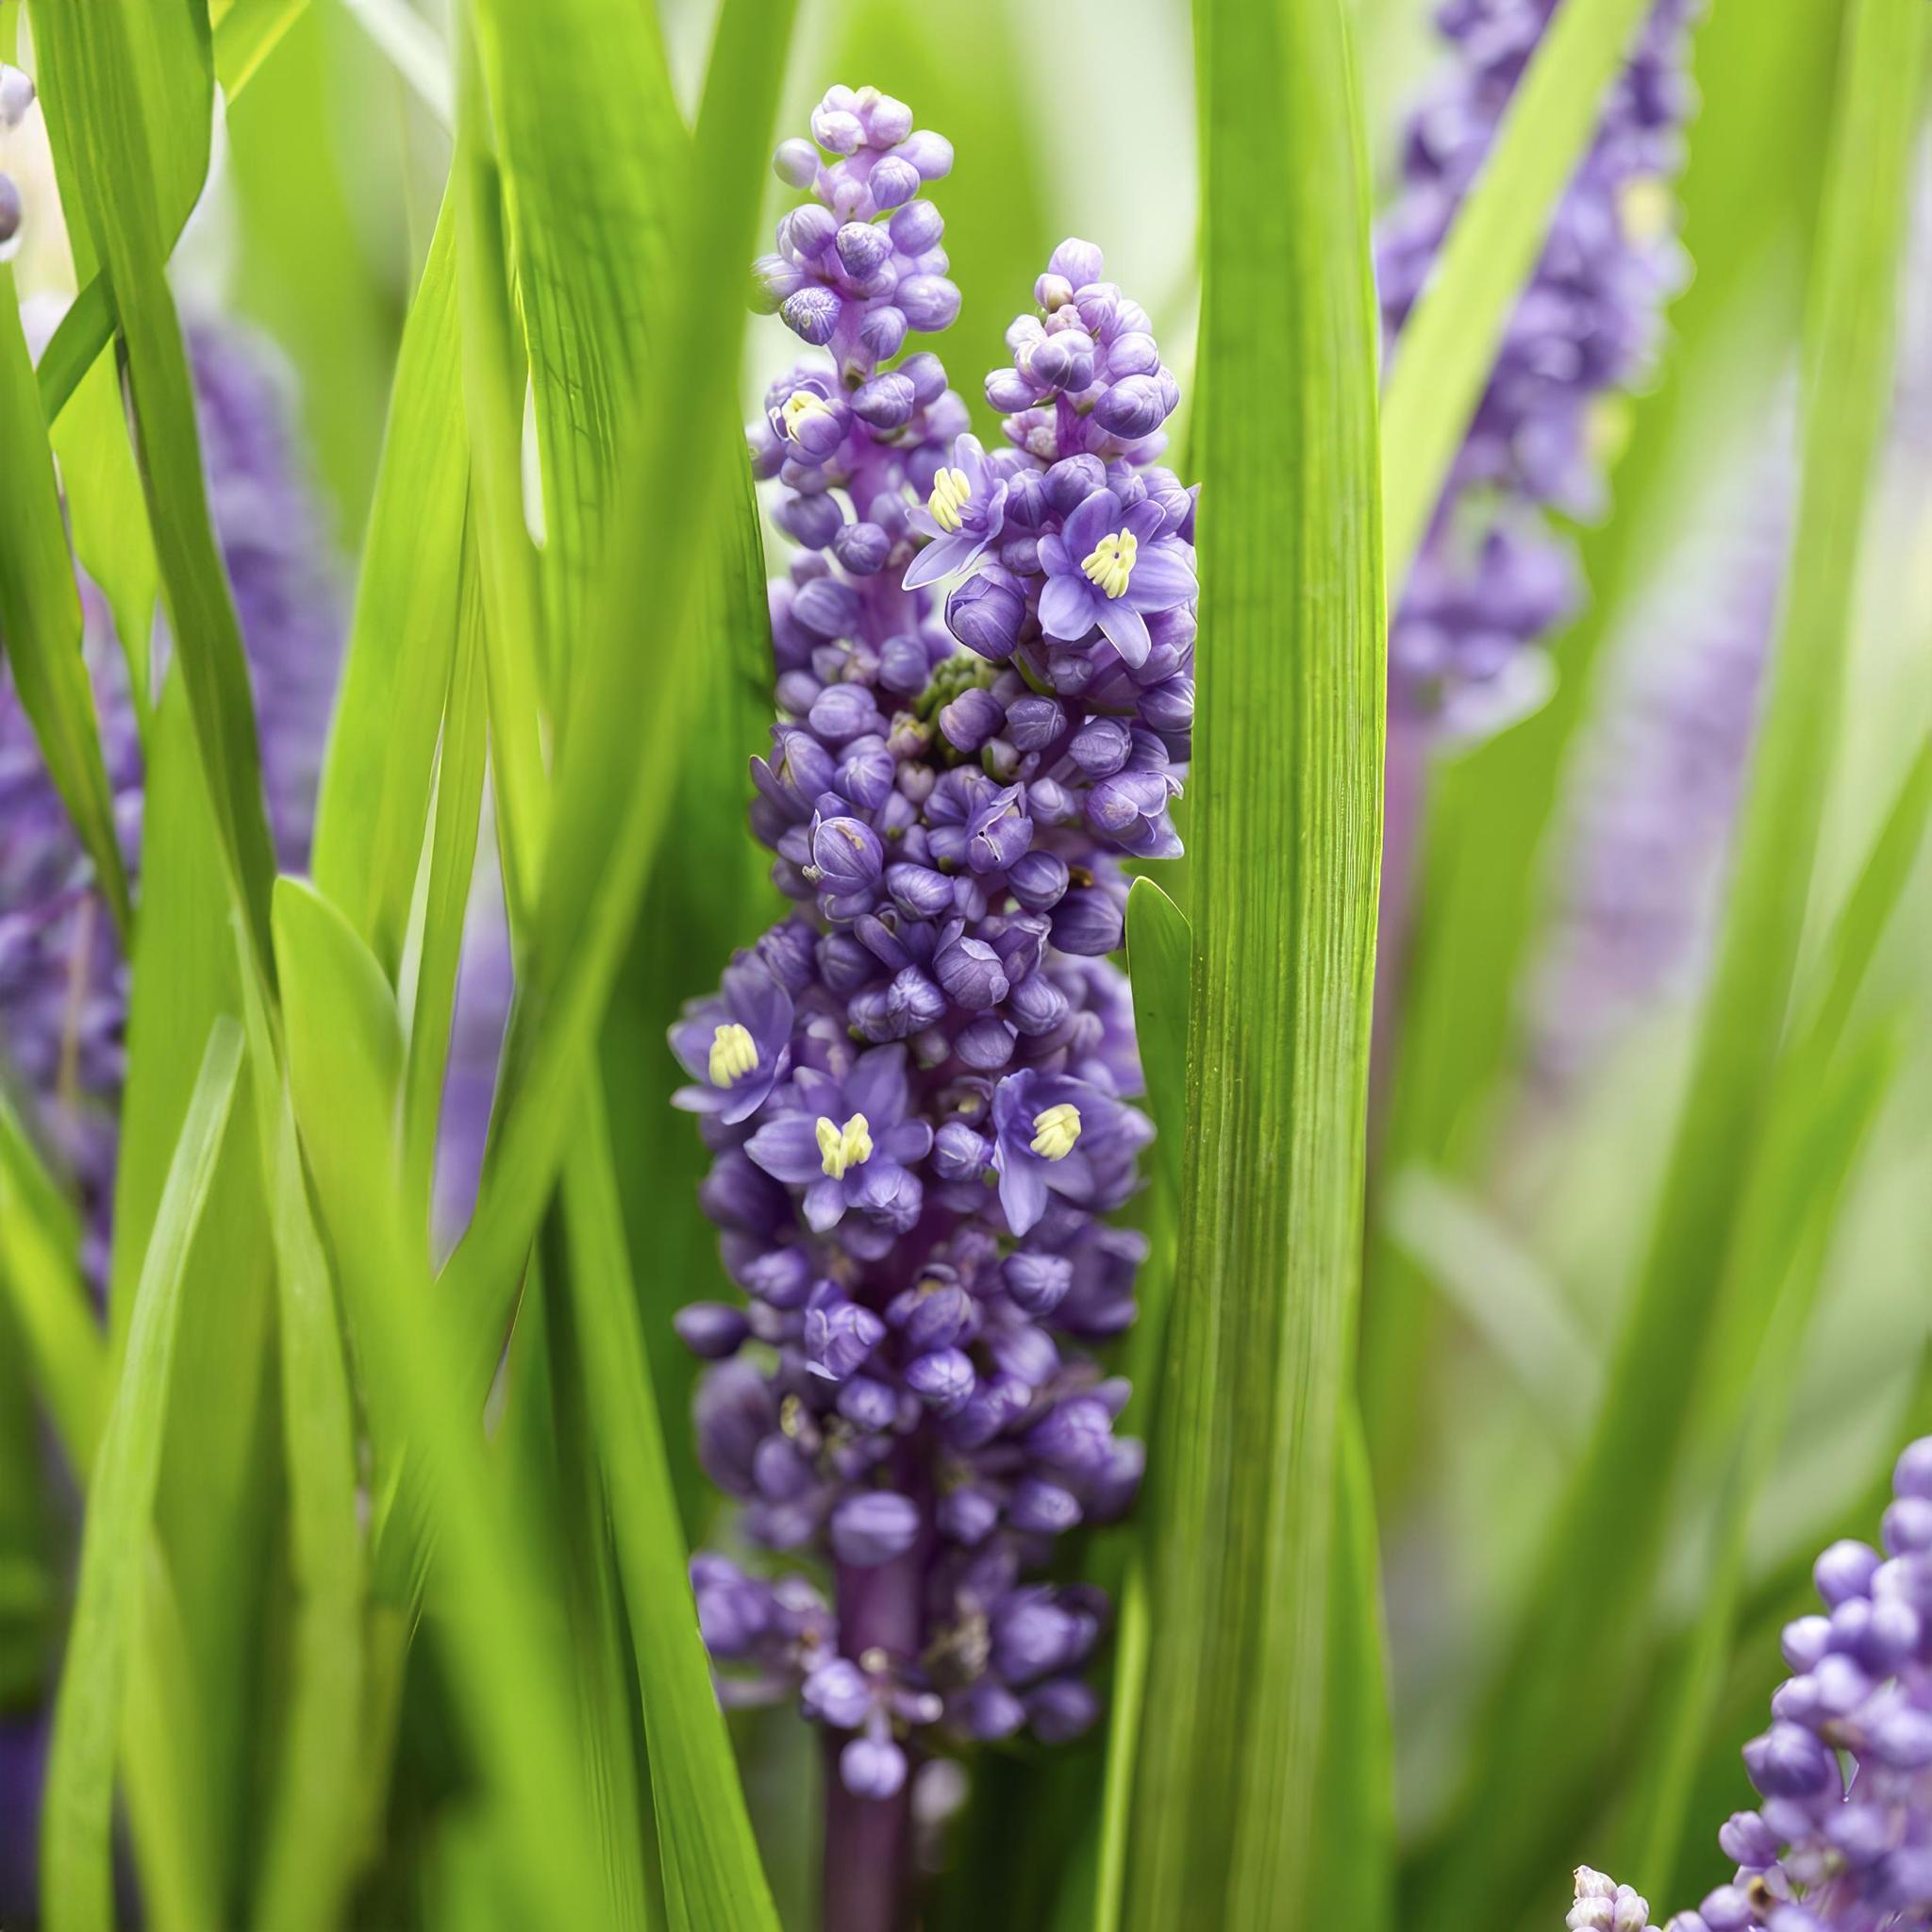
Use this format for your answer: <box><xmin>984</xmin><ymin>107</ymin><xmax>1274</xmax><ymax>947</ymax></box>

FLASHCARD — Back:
<box><xmin>673</xmin><ymin>85</ymin><xmax>1195</xmax><ymax>1924</ymax></box>
<box><xmin>1</xmin><ymin>317</ymin><xmax>343</xmax><ymax>1276</ymax></box>
<box><xmin>1379</xmin><ymin>0</ymin><xmax>1699</xmax><ymax>733</ymax></box>
<box><xmin>1574</xmin><ymin>1436</ymin><xmax>1932</xmax><ymax>1929</ymax></box>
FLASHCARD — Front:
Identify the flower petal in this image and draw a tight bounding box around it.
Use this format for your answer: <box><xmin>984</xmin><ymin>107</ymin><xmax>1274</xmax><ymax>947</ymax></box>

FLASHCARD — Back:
<box><xmin>902</xmin><ymin>529</ymin><xmax>980</xmax><ymax>591</ymax></box>
<box><xmin>804</xmin><ymin>1176</ymin><xmax>847</xmax><ymax>1232</ymax></box>
<box><xmin>997</xmin><ymin>1153</ymin><xmax>1050</xmax><ymax>1237</ymax></box>
<box><xmin>746</xmin><ymin>1113</ymin><xmax>825</xmax><ymax>1185</ymax></box>
<box><xmin>1041</xmin><ymin>574</ymin><xmax>1099</xmax><ymax>641</ymax></box>
<box><xmin>1122</xmin><ymin>541</ymin><xmax>1196</xmax><ymax>612</ymax></box>
<box><xmin>1094</xmin><ymin>599</ymin><xmax>1151</xmax><ymax>667</ymax></box>
<box><xmin>1063</xmin><ymin>488</ymin><xmax>1124</xmax><ymax>558</ymax></box>
<box><xmin>845</xmin><ymin>1043</ymin><xmax>909</xmax><ymax>1126</ymax></box>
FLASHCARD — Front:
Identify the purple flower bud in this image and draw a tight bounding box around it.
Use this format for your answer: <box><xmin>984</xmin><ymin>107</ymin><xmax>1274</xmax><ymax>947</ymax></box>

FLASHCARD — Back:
<box><xmin>868</xmin><ymin>154</ymin><xmax>922</xmax><ymax>210</ymax></box>
<box><xmin>956</xmin><ymin>1017</ymin><xmax>1017</xmax><ymax>1071</ymax></box>
<box><xmin>893</xmin><ymin>129</ymin><xmax>953</xmax><ymax>179</ymax></box>
<box><xmin>885</xmin><ymin>863</ymin><xmax>955</xmax><ymax>919</ymax></box>
<box><xmin>781</xmin><ymin>286</ymin><xmax>841</xmax><ymax>346</ymax></box>
<box><xmin>1717</xmin><ymin>1811</ymin><xmax>1781</xmax><ymax>1870</ymax></box>
<box><xmin>889</xmin><ymin>201</ymin><xmax>943</xmax><ymax>255</ymax></box>
<box><xmin>906</xmin><ymin>1349</ymin><xmax>975</xmax><ymax>1414</ymax></box>
<box><xmin>1896</xmin><ymin>1437</ymin><xmax>1932</xmax><ymax>1499</ymax></box>
<box><xmin>830</xmin><ymin>1491</ymin><xmax>921</xmax><ymax>1567</ymax></box>
<box><xmin>1052</xmin><ymin>885</ymin><xmax>1124</xmax><ymax>957</ymax></box>
<box><xmin>936</xmin><ymin>936</ymin><xmax>1010</xmax><ymax>1010</ymax></box>
<box><xmin>812</xmin><ymin>100</ymin><xmax>864</xmax><ymax>153</ymax></box>
<box><xmin>967</xmin><ymin>789</ymin><xmax>1032</xmax><ymax>874</ymax></box>
<box><xmin>808</xmin><ymin>1301</ymin><xmax>886</xmax><ymax>1380</ymax></box>
<box><xmin>1026</xmin><ymin>1396</ymin><xmax>1114</xmax><ymax>1475</ymax></box>
<box><xmin>675</xmin><ymin>1303</ymin><xmax>751</xmax><ymax>1359</ymax></box>
<box><xmin>1008</xmin><ymin>1478</ymin><xmax>1081</xmax><ymax>1536</ymax></box>
<box><xmin>899</xmin><ymin>275</ymin><xmax>961</xmax><ymax>333</ymax></box>
<box><xmin>1044</xmin><ymin>456</ymin><xmax>1107</xmax><ymax>514</ymax></box>
<box><xmin>1816</xmin><ymin>1540</ymin><xmax>1882</xmax><ymax>1608</ymax></box>
<box><xmin>835</xmin><ymin>221</ymin><xmax>891</xmax><ymax>278</ymax></box>
<box><xmin>832</xmin><ymin>520</ymin><xmax>891</xmax><ymax>576</ymax></box>
<box><xmin>1885</xmin><ymin>1497</ymin><xmax>1932</xmax><ymax>1557</ymax></box>
<box><xmin>804</xmin><ymin>1659</ymin><xmax>874</xmax><ymax>1729</ymax></box>
<box><xmin>1007</xmin><ymin>971</ymin><xmax>1069</xmax><ymax>1036</ymax></box>
<box><xmin>1092</xmin><ymin>375</ymin><xmax>1170</xmax><ymax>441</ymax></box>
<box><xmin>1003</xmin><ymin>1251</ymin><xmax>1073</xmax><ymax>1317</ymax></box>
<box><xmin>1047</xmin><ymin>238</ymin><xmax>1105</xmax><ymax>289</ymax></box>
<box><xmin>933</xmin><ymin>1120</ymin><xmax>991</xmax><ymax>1181</ymax></box>
<box><xmin>839</xmin><ymin>1376</ymin><xmax>898</xmax><ymax>1432</ymax></box>
<box><xmin>851</xmin><ymin>372</ymin><xmax>916</xmax><ymax>430</ymax></box>
<box><xmin>946</xmin><ymin>567</ymin><xmax>1027</xmax><ymax>661</ymax></box>
<box><xmin>1742</xmin><ymin>1724</ymin><xmax>1837</xmax><ymax>1799</ymax></box>
<box><xmin>810</xmin><ymin>816</ymin><xmax>884</xmax><ymax>891</ymax></box>
<box><xmin>1008</xmin><ymin>852</ymin><xmax>1070</xmax><ymax>912</ymax></box>
<box><xmin>1028</xmin><ymin>1677</ymin><xmax>1099</xmax><ymax>1744</ymax></box>
<box><xmin>939</xmin><ymin>687</ymin><xmax>1006</xmax><ymax>754</ymax></box>
<box><xmin>776</xmin><ymin>491</ymin><xmax>845</xmax><ymax>550</ymax></box>
<box><xmin>841</xmin><ymin>1735</ymin><xmax>907</xmax><ymax>1799</ymax></box>
<box><xmin>781</xmin><ymin>204</ymin><xmax>838</xmax><ymax>258</ymax></box>
<box><xmin>792</xmin><ymin>574</ymin><xmax>863</xmax><ymax>640</ymax></box>
<box><xmin>899</xmin><ymin>351</ymin><xmax>948</xmax><ymax>407</ymax></box>
<box><xmin>961</xmin><ymin>1682</ymin><xmax>1026</xmax><ymax>1740</ymax></box>
<box><xmin>937</xmin><ymin>1486</ymin><xmax>999</xmax><ymax>1545</ymax></box>
<box><xmin>773</xmin><ymin>138</ymin><xmax>820</xmax><ymax>188</ymax></box>
<box><xmin>808</xmin><ymin>687</ymin><xmax>881</xmax><ymax>745</ymax></box>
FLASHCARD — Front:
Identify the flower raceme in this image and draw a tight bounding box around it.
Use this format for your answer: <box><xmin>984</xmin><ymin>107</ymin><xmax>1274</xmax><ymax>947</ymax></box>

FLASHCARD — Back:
<box><xmin>670</xmin><ymin>85</ymin><xmax>1194</xmax><ymax>1810</ymax></box>
<box><xmin>1379</xmin><ymin>0</ymin><xmax>1700</xmax><ymax>733</ymax></box>
<box><xmin>1571</xmin><ymin>1437</ymin><xmax>1932</xmax><ymax>1930</ymax></box>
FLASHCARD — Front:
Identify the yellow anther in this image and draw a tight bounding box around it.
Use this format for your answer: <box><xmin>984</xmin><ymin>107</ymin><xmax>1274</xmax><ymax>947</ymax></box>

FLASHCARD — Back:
<box><xmin>1029</xmin><ymin>1103</ymin><xmax>1082</xmax><ymax>1161</ymax></box>
<box><xmin>1080</xmin><ymin>529</ymin><xmax>1137</xmax><ymax>600</ymax></box>
<box><xmin>782</xmin><ymin>389</ymin><xmax>837</xmax><ymax>441</ymax></box>
<box><xmin>815</xmin><ymin>1112</ymin><xmax>874</xmax><ymax>1179</ymax></box>
<box><xmin>928</xmin><ymin>465</ymin><xmax>973</xmax><ymax>534</ymax></box>
<box><xmin>708</xmin><ymin>1023</ymin><xmax>758</xmax><ymax>1086</ymax></box>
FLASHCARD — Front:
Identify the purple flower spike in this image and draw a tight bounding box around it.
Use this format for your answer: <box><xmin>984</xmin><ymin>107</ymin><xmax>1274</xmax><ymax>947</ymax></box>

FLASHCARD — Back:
<box><xmin>1379</xmin><ymin>0</ymin><xmax>1700</xmax><ymax>729</ymax></box>
<box><xmin>1573</xmin><ymin>1433</ymin><xmax>1932</xmax><ymax>1929</ymax></box>
<box><xmin>677</xmin><ymin>111</ymin><xmax>1194</xmax><ymax>1887</ymax></box>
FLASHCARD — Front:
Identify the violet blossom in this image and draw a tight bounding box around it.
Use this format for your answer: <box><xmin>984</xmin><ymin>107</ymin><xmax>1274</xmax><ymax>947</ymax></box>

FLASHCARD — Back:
<box><xmin>670</xmin><ymin>90</ymin><xmax>1195</xmax><ymax>1896</ymax></box>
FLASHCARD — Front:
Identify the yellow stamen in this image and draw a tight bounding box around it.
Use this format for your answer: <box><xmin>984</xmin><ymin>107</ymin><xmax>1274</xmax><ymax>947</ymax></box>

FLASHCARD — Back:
<box><xmin>927</xmin><ymin>465</ymin><xmax>973</xmax><ymax>534</ymax></box>
<box><xmin>816</xmin><ymin>1112</ymin><xmax>874</xmax><ymax>1179</ymax></box>
<box><xmin>782</xmin><ymin>390</ymin><xmax>837</xmax><ymax>441</ymax></box>
<box><xmin>708</xmin><ymin>1023</ymin><xmax>758</xmax><ymax>1086</ymax></box>
<box><xmin>1029</xmin><ymin>1103</ymin><xmax>1082</xmax><ymax>1161</ymax></box>
<box><xmin>1080</xmin><ymin>529</ymin><xmax>1137</xmax><ymax>600</ymax></box>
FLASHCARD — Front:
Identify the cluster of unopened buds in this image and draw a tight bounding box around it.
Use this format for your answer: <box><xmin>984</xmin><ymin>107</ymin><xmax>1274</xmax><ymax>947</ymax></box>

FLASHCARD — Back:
<box><xmin>1571</xmin><ymin>1436</ymin><xmax>1932</xmax><ymax>1929</ymax></box>
<box><xmin>672</xmin><ymin>85</ymin><xmax>1197</xmax><ymax>1802</ymax></box>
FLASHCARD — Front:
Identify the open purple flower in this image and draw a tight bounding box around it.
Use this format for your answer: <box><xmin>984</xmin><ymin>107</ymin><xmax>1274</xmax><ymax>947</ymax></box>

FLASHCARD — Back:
<box><xmin>902</xmin><ymin>434</ymin><xmax>1008</xmax><ymax>591</ymax></box>
<box><xmin>670</xmin><ymin>953</ymin><xmax>795</xmax><ymax>1124</ymax></box>
<box><xmin>990</xmin><ymin>1066</ymin><xmax>1148</xmax><ymax>1237</ymax></box>
<box><xmin>744</xmin><ymin>1043</ymin><xmax>934</xmax><ymax>1233</ymax></box>
<box><xmin>1038</xmin><ymin>487</ymin><xmax>1195</xmax><ymax>669</ymax></box>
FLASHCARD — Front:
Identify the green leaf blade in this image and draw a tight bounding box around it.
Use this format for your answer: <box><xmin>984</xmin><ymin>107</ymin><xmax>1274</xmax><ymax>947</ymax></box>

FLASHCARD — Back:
<box><xmin>39</xmin><ymin>1019</ymin><xmax>243</xmax><ymax>1932</ymax></box>
<box><xmin>1124</xmin><ymin>0</ymin><xmax>1385</xmax><ymax>1923</ymax></box>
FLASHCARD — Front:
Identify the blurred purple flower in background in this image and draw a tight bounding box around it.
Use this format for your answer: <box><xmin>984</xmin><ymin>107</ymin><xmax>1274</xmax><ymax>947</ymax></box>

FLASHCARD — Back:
<box><xmin>1378</xmin><ymin>0</ymin><xmax>1700</xmax><ymax>734</ymax></box>
<box><xmin>0</xmin><ymin>302</ymin><xmax>345</xmax><ymax>1919</ymax></box>
<box><xmin>673</xmin><ymin>85</ymin><xmax>1195</xmax><ymax>1920</ymax></box>
<box><xmin>1</xmin><ymin>315</ymin><xmax>343</xmax><ymax>1279</ymax></box>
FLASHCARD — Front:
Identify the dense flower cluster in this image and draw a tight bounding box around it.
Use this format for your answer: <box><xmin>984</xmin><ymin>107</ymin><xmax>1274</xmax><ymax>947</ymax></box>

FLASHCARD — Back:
<box><xmin>0</xmin><ymin>315</ymin><xmax>343</xmax><ymax>1275</ymax></box>
<box><xmin>1572</xmin><ymin>1437</ymin><xmax>1932</xmax><ymax>1929</ymax></box>
<box><xmin>675</xmin><ymin>87</ymin><xmax>1196</xmax><ymax>1803</ymax></box>
<box><xmin>1378</xmin><ymin>0</ymin><xmax>1699</xmax><ymax>731</ymax></box>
